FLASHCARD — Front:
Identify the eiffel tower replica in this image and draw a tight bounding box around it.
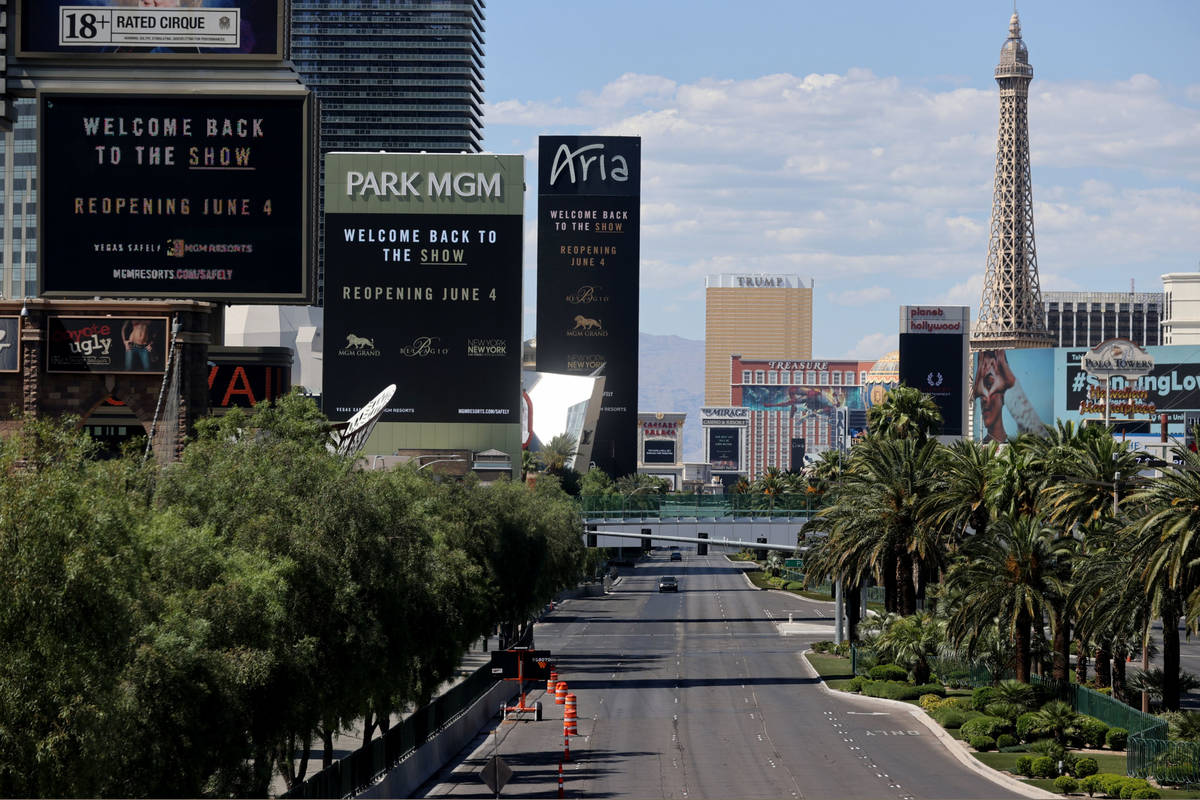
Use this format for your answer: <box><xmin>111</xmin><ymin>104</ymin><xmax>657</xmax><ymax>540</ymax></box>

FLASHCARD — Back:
<box><xmin>971</xmin><ymin>11</ymin><xmax>1055</xmax><ymax>350</ymax></box>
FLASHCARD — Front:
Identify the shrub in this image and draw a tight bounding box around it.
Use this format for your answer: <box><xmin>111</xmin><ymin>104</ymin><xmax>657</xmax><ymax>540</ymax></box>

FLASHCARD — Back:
<box><xmin>1106</xmin><ymin>727</ymin><xmax>1129</xmax><ymax>750</ymax></box>
<box><xmin>1018</xmin><ymin>711</ymin><xmax>1052</xmax><ymax>742</ymax></box>
<box><xmin>996</xmin><ymin>733</ymin><xmax>1018</xmax><ymax>749</ymax></box>
<box><xmin>1029</xmin><ymin>738</ymin><xmax>1068</xmax><ymax>760</ymax></box>
<box><xmin>932</xmin><ymin>708</ymin><xmax>979</xmax><ymax>729</ymax></box>
<box><xmin>812</xmin><ymin>641</ymin><xmax>834</xmax><ymax>653</ymax></box>
<box><xmin>1119</xmin><ymin>778</ymin><xmax>1152</xmax><ymax>798</ymax></box>
<box><xmin>918</xmin><ymin>693</ymin><xmax>943</xmax><ymax>711</ymax></box>
<box><xmin>1053</xmin><ymin>775</ymin><xmax>1079</xmax><ymax>794</ymax></box>
<box><xmin>1098</xmin><ymin>774</ymin><xmax>1128</xmax><ymax>797</ymax></box>
<box><xmin>1015</xmin><ymin>756</ymin><xmax>1034</xmax><ymax>777</ymax></box>
<box><xmin>986</xmin><ymin>700</ymin><xmax>1028</xmax><ymax>721</ymax></box>
<box><xmin>1032</xmin><ymin>755</ymin><xmax>1058</xmax><ymax>779</ymax></box>
<box><xmin>1130</xmin><ymin>790</ymin><xmax>1161</xmax><ymax>799</ymax></box>
<box><xmin>1076</xmin><ymin>716</ymin><xmax>1110</xmax><ymax>749</ymax></box>
<box><xmin>994</xmin><ymin>679</ymin><xmax>1037</xmax><ymax>709</ymax></box>
<box><xmin>1080</xmin><ymin>774</ymin><xmax>1105</xmax><ymax>797</ymax></box>
<box><xmin>969</xmin><ymin>734</ymin><xmax>996</xmax><ymax>751</ymax></box>
<box><xmin>844</xmin><ymin>676</ymin><xmax>865</xmax><ymax>693</ymax></box>
<box><xmin>960</xmin><ymin>715</ymin><xmax>1013</xmax><ymax>740</ymax></box>
<box><xmin>940</xmin><ymin>696</ymin><xmax>974</xmax><ymax>711</ymax></box>
<box><xmin>973</xmin><ymin>685</ymin><xmax>998</xmax><ymax>711</ymax></box>
<box><xmin>860</xmin><ymin>680</ymin><xmax>943</xmax><ymax>701</ymax></box>
<box><xmin>1072</xmin><ymin>757</ymin><xmax>1099</xmax><ymax>779</ymax></box>
<box><xmin>785</xmin><ymin>581</ymin><xmax>805</xmax><ymax>591</ymax></box>
<box><xmin>869</xmin><ymin>663</ymin><xmax>909</xmax><ymax>682</ymax></box>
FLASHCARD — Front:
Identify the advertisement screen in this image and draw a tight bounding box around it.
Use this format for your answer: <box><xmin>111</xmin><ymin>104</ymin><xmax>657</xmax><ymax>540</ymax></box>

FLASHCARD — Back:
<box><xmin>643</xmin><ymin>440</ymin><xmax>676</xmax><ymax>464</ymax></box>
<box><xmin>0</xmin><ymin>318</ymin><xmax>20</xmax><ymax>372</ymax></box>
<box><xmin>790</xmin><ymin>437</ymin><xmax>807</xmax><ymax>469</ymax></box>
<box><xmin>17</xmin><ymin>1</ymin><xmax>284</xmax><ymax>58</ymax></box>
<box><xmin>899</xmin><ymin>332</ymin><xmax>965</xmax><ymax>436</ymax></box>
<box><xmin>708</xmin><ymin>427</ymin><xmax>740</xmax><ymax>471</ymax></box>
<box><xmin>322</xmin><ymin>153</ymin><xmax>524</xmax><ymax>425</ymax></box>
<box><xmin>46</xmin><ymin>316</ymin><xmax>168</xmax><ymax>373</ymax></box>
<box><xmin>971</xmin><ymin>348</ymin><xmax>1057</xmax><ymax>442</ymax></box>
<box><xmin>740</xmin><ymin>385</ymin><xmax>866</xmax><ymax>414</ymax></box>
<box><xmin>536</xmin><ymin>135</ymin><xmax>640</xmax><ymax>478</ymax></box>
<box><xmin>38</xmin><ymin>91</ymin><xmax>311</xmax><ymax>302</ymax></box>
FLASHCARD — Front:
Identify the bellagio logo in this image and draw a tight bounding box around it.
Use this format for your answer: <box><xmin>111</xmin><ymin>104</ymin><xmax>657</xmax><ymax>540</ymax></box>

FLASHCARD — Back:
<box><xmin>566</xmin><ymin>285</ymin><xmax>609</xmax><ymax>305</ymax></box>
<box><xmin>338</xmin><ymin>332</ymin><xmax>380</xmax><ymax>357</ymax></box>
<box><xmin>567</xmin><ymin>315</ymin><xmax>608</xmax><ymax>337</ymax></box>
<box><xmin>398</xmin><ymin>336</ymin><xmax>448</xmax><ymax>357</ymax></box>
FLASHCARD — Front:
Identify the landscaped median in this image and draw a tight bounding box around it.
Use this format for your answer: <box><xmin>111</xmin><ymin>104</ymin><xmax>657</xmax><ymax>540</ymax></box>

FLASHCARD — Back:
<box><xmin>802</xmin><ymin>647</ymin><xmax>1200</xmax><ymax>799</ymax></box>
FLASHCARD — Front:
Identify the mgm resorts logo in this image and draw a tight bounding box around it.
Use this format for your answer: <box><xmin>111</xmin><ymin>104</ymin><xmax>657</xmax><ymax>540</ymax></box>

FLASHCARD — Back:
<box><xmin>338</xmin><ymin>332</ymin><xmax>381</xmax><ymax>357</ymax></box>
<box><xmin>565</xmin><ymin>285</ymin><xmax>609</xmax><ymax>305</ymax></box>
<box><xmin>567</xmin><ymin>315</ymin><xmax>608</xmax><ymax>337</ymax></box>
<box><xmin>399</xmin><ymin>336</ymin><xmax>449</xmax><ymax>358</ymax></box>
<box><xmin>466</xmin><ymin>338</ymin><xmax>507</xmax><ymax>357</ymax></box>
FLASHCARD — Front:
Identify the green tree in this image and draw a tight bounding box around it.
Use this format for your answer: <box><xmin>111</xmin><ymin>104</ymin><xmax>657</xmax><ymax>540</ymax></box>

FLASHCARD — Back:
<box><xmin>944</xmin><ymin>513</ymin><xmax>1071</xmax><ymax>683</ymax></box>
<box><xmin>867</xmin><ymin>385</ymin><xmax>943</xmax><ymax>442</ymax></box>
<box><xmin>875</xmin><ymin>611</ymin><xmax>945</xmax><ymax>684</ymax></box>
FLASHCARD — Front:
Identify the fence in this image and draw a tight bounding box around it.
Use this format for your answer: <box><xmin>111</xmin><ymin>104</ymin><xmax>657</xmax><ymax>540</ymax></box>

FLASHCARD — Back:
<box><xmin>579</xmin><ymin>494</ymin><xmax>822</xmax><ymax>520</ymax></box>
<box><xmin>281</xmin><ymin>666</ymin><xmax>500</xmax><ymax>799</ymax></box>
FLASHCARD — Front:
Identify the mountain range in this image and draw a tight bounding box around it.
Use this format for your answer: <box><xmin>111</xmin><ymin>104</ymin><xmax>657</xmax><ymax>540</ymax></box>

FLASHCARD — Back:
<box><xmin>637</xmin><ymin>332</ymin><xmax>706</xmax><ymax>463</ymax></box>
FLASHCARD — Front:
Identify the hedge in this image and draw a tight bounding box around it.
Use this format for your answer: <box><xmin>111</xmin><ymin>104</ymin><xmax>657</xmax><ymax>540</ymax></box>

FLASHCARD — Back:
<box><xmin>1075</xmin><ymin>715</ymin><xmax>1110</xmax><ymax>749</ymax></box>
<box><xmin>932</xmin><ymin>708</ymin><xmax>980</xmax><ymax>729</ymax></box>
<box><xmin>1032</xmin><ymin>755</ymin><xmax>1057</xmax><ymax>779</ymax></box>
<box><xmin>969</xmin><ymin>735</ymin><xmax>996</xmax><ymax>751</ymax></box>
<box><xmin>1053</xmin><ymin>775</ymin><xmax>1079</xmax><ymax>794</ymax></box>
<box><xmin>1072</xmin><ymin>756</ymin><xmax>1098</xmax><ymax>779</ymax></box>
<box><xmin>960</xmin><ymin>715</ymin><xmax>1013</xmax><ymax>741</ymax></box>
<box><xmin>1106</xmin><ymin>727</ymin><xmax>1128</xmax><ymax>751</ymax></box>
<box><xmin>972</xmin><ymin>685</ymin><xmax>998</xmax><ymax>711</ymax></box>
<box><xmin>868</xmin><ymin>664</ymin><xmax>909</xmax><ymax>682</ymax></box>
<box><xmin>860</xmin><ymin>680</ymin><xmax>944</xmax><ymax>701</ymax></box>
<box><xmin>1017</xmin><ymin>710</ymin><xmax>1051</xmax><ymax>742</ymax></box>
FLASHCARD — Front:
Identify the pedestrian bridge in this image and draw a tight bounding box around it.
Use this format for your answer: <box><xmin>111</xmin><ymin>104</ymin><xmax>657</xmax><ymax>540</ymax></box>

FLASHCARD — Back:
<box><xmin>580</xmin><ymin>495</ymin><xmax>819</xmax><ymax>553</ymax></box>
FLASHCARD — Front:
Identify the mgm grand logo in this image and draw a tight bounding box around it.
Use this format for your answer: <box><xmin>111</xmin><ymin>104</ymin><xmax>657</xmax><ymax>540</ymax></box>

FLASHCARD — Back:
<box><xmin>567</xmin><ymin>315</ymin><xmax>608</xmax><ymax>337</ymax></box>
<box><xmin>565</xmin><ymin>285</ymin><xmax>609</xmax><ymax>305</ymax></box>
<box><xmin>466</xmin><ymin>338</ymin><xmax>507</xmax><ymax>357</ymax></box>
<box><xmin>566</xmin><ymin>353</ymin><xmax>606</xmax><ymax>372</ymax></box>
<box><xmin>399</xmin><ymin>336</ymin><xmax>449</xmax><ymax>358</ymax></box>
<box><xmin>338</xmin><ymin>332</ymin><xmax>381</xmax><ymax>357</ymax></box>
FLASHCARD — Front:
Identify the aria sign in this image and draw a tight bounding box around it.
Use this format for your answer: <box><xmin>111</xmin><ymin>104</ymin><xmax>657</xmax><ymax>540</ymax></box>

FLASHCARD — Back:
<box><xmin>335</xmin><ymin>384</ymin><xmax>396</xmax><ymax>457</ymax></box>
<box><xmin>1081</xmin><ymin>339</ymin><xmax>1155</xmax><ymax>380</ymax></box>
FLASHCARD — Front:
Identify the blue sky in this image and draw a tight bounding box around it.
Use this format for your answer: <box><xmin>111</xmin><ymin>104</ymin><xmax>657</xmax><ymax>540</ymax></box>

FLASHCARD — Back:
<box><xmin>482</xmin><ymin>1</ymin><xmax>1200</xmax><ymax>359</ymax></box>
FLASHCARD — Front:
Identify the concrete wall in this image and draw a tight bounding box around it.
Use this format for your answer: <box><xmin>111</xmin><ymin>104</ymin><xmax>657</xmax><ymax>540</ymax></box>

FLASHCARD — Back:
<box><xmin>359</xmin><ymin>679</ymin><xmax>519</xmax><ymax>799</ymax></box>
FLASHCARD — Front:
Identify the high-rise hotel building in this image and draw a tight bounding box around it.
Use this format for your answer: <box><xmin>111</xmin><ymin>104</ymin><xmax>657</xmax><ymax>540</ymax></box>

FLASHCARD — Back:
<box><xmin>704</xmin><ymin>274</ymin><xmax>813</xmax><ymax>407</ymax></box>
<box><xmin>290</xmin><ymin>0</ymin><xmax>486</xmax><ymax>301</ymax></box>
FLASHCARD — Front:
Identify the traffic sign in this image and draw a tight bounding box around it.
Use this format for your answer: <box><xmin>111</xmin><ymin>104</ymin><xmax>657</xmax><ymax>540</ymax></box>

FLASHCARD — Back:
<box><xmin>480</xmin><ymin>755</ymin><xmax>513</xmax><ymax>795</ymax></box>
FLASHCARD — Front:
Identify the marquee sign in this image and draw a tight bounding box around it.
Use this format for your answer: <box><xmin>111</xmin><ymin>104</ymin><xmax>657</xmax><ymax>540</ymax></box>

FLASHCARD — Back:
<box><xmin>1081</xmin><ymin>339</ymin><xmax>1155</xmax><ymax>380</ymax></box>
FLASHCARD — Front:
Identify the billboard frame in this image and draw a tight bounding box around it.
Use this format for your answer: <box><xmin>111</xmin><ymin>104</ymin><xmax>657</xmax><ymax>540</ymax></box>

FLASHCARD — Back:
<box><xmin>14</xmin><ymin>1</ymin><xmax>287</xmax><ymax>61</ymax></box>
<box><xmin>35</xmin><ymin>86</ymin><xmax>315</xmax><ymax>304</ymax></box>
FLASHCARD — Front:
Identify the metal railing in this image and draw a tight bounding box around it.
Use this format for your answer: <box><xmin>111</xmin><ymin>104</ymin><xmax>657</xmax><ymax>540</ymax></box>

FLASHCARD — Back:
<box><xmin>281</xmin><ymin>666</ymin><xmax>500</xmax><ymax>799</ymax></box>
<box><xmin>580</xmin><ymin>494</ymin><xmax>822</xmax><ymax>520</ymax></box>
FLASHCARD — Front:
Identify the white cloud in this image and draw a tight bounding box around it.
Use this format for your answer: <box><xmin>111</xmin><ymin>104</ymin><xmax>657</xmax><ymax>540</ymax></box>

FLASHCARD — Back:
<box><xmin>495</xmin><ymin>69</ymin><xmax>1200</xmax><ymax>349</ymax></box>
<box><xmin>842</xmin><ymin>332</ymin><xmax>898</xmax><ymax>360</ymax></box>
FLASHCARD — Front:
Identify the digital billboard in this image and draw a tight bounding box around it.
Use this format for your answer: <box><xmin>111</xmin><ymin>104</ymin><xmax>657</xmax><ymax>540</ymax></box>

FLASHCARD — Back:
<box><xmin>899</xmin><ymin>332</ymin><xmax>965</xmax><ymax>436</ymax></box>
<box><xmin>643</xmin><ymin>440</ymin><xmax>676</xmax><ymax>464</ymax></box>
<box><xmin>972</xmin><ymin>348</ymin><xmax>1056</xmax><ymax>443</ymax></box>
<box><xmin>740</xmin><ymin>385</ymin><xmax>866</xmax><ymax>414</ymax></box>
<box><xmin>0</xmin><ymin>318</ymin><xmax>20</xmax><ymax>372</ymax></box>
<box><xmin>46</xmin><ymin>316</ymin><xmax>168</xmax><ymax>374</ymax></box>
<box><xmin>708</xmin><ymin>427</ymin><xmax>740</xmax><ymax>471</ymax></box>
<box><xmin>16</xmin><ymin>1</ymin><xmax>285</xmax><ymax>59</ymax></box>
<box><xmin>38</xmin><ymin>90</ymin><xmax>312</xmax><ymax>302</ymax></box>
<box><xmin>536</xmin><ymin>135</ymin><xmax>640</xmax><ymax>478</ymax></box>
<box><xmin>322</xmin><ymin>152</ymin><xmax>524</xmax><ymax>426</ymax></box>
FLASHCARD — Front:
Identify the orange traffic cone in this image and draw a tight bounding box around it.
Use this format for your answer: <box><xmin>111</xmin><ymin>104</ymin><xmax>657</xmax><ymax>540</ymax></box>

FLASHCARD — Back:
<box><xmin>564</xmin><ymin>693</ymin><xmax>578</xmax><ymax>736</ymax></box>
<box><xmin>555</xmin><ymin>681</ymin><xmax>568</xmax><ymax>704</ymax></box>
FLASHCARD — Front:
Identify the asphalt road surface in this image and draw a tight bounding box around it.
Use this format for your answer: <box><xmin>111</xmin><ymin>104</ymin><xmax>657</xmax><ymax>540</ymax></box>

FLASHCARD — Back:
<box><xmin>419</xmin><ymin>552</ymin><xmax>1030</xmax><ymax>799</ymax></box>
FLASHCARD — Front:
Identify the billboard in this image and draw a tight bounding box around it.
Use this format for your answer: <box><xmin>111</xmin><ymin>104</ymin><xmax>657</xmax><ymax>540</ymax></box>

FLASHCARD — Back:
<box><xmin>0</xmin><ymin>318</ymin><xmax>21</xmax><ymax>372</ymax></box>
<box><xmin>536</xmin><ymin>135</ymin><xmax>640</xmax><ymax>478</ymax></box>
<box><xmin>322</xmin><ymin>152</ymin><xmax>524</xmax><ymax>426</ymax></box>
<box><xmin>790</xmin><ymin>437</ymin><xmax>807</xmax><ymax>469</ymax></box>
<box><xmin>898</xmin><ymin>332</ymin><xmax>966</xmax><ymax>436</ymax></box>
<box><xmin>643</xmin><ymin>440</ymin><xmax>676</xmax><ymax>464</ymax></box>
<box><xmin>46</xmin><ymin>315</ymin><xmax>168</xmax><ymax>373</ymax></box>
<box><xmin>38</xmin><ymin>90</ymin><xmax>312</xmax><ymax>302</ymax></box>
<box><xmin>740</xmin><ymin>385</ymin><xmax>866</xmax><ymax>415</ymax></box>
<box><xmin>16</xmin><ymin>1</ymin><xmax>285</xmax><ymax>59</ymax></box>
<box><xmin>708</xmin><ymin>427</ymin><xmax>740</xmax><ymax>471</ymax></box>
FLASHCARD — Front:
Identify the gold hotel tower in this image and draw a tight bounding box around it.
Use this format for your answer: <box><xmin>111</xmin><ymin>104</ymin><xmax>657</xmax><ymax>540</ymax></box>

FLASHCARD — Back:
<box><xmin>704</xmin><ymin>274</ymin><xmax>814</xmax><ymax>406</ymax></box>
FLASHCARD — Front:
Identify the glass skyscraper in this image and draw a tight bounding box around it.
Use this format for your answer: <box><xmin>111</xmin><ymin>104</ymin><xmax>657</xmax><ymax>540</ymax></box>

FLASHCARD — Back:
<box><xmin>0</xmin><ymin>99</ymin><xmax>40</xmax><ymax>300</ymax></box>
<box><xmin>291</xmin><ymin>0</ymin><xmax>487</xmax><ymax>302</ymax></box>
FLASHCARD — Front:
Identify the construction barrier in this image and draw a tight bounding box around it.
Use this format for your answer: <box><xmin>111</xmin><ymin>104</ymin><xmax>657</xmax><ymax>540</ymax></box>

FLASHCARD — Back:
<box><xmin>555</xmin><ymin>681</ymin><xmax>567</xmax><ymax>704</ymax></box>
<box><xmin>564</xmin><ymin>693</ymin><xmax>578</xmax><ymax>736</ymax></box>
<box><xmin>547</xmin><ymin>669</ymin><xmax>558</xmax><ymax>693</ymax></box>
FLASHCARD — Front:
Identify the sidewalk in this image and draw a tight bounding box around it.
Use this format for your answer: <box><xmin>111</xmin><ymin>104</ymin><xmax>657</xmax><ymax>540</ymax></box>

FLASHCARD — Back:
<box><xmin>269</xmin><ymin>635</ymin><xmax>500</xmax><ymax>797</ymax></box>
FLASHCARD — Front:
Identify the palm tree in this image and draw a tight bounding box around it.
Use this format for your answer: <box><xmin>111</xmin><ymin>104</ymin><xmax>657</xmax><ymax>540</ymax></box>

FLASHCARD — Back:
<box><xmin>875</xmin><ymin>611</ymin><xmax>945</xmax><ymax>684</ymax></box>
<box><xmin>539</xmin><ymin>433</ymin><xmax>579</xmax><ymax>475</ymax></box>
<box><xmin>1122</xmin><ymin>442</ymin><xmax>1200</xmax><ymax>711</ymax></box>
<box><xmin>943</xmin><ymin>513</ymin><xmax>1071</xmax><ymax>682</ymax></box>
<box><xmin>867</xmin><ymin>385</ymin><xmax>943</xmax><ymax>442</ymax></box>
<box><xmin>923</xmin><ymin>439</ymin><xmax>998</xmax><ymax>548</ymax></box>
<box><xmin>1033</xmin><ymin>700</ymin><xmax>1080</xmax><ymax>746</ymax></box>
